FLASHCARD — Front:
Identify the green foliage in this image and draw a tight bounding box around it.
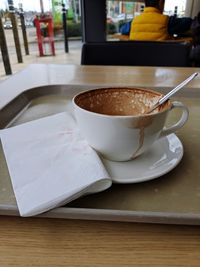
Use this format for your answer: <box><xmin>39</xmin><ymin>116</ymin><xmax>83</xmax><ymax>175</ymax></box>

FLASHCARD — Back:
<box><xmin>67</xmin><ymin>21</ymin><xmax>82</xmax><ymax>37</ymax></box>
<box><xmin>54</xmin><ymin>21</ymin><xmax>82</xmax><ymax>37</ymax></box>
<box><xmin>107</xmin><ymin>22</ymin><xmax>117</xmax><ymax>34</ymax></box>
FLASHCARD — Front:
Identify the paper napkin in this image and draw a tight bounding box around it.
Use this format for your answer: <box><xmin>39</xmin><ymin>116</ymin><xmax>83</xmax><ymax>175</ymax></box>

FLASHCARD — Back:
<box><xmin>0</xmin><ymin>112</ymin><xmax>111</xmax><ymax>217</ymax></box>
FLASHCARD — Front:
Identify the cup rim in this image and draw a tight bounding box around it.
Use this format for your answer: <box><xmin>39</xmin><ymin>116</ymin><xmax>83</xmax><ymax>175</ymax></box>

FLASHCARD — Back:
<box><xmin>72</xmin><ymin>87</ymin><xmax>172</xmax><ymax>118</ymax></box>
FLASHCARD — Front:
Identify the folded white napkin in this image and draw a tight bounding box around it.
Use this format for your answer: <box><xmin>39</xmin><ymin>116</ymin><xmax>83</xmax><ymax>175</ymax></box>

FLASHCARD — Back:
<box><xmin>0</xmin><ymin>112</ymin><xmax>111</xmax><ymax>217</ymax></box>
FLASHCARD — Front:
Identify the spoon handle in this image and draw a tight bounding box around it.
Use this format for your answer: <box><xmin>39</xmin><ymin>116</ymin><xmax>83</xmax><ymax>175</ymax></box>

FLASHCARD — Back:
<box><xmin>147</xmin><ymin>72</ymin><xmax>198</xmax><ymax>113</ymax></box>
<box><xmin>158</xmin><ymin>72</ymin><xmax>198</xmax><ymax>105</ymax></box>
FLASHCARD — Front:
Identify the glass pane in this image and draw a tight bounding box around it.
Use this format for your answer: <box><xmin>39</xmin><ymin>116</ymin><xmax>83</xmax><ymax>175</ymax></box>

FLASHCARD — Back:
<box><xmin>106</xmin><ymin>0</ymin><xmax>187</xmax><ymax>40</ymax></box>
<box><xmin>106</xmin><ymin>1</ymin><xmax>145</xmax><ymax>40</ymax></box>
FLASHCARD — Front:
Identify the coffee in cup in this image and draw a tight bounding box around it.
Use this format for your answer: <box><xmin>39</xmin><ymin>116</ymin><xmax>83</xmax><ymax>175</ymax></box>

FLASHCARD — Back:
<box><xmin>73</xmin><ymin>87</ymin><xmax>189</xmax><ymax>161</ymax></box>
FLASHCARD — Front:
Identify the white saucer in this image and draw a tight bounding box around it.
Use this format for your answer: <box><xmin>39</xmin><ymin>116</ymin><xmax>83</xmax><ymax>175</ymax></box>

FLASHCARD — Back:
<box><xmin>102</xmin><ymin>134</ymin><xmax>183</xmax><ymax>184</ymax></box>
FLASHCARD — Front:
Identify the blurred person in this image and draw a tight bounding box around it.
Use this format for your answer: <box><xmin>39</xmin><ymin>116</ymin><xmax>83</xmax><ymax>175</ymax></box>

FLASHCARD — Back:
<box><xmin>123</xmin><ymin>0</ymin><xmax>200</xmax><ymax>42</ymax></box>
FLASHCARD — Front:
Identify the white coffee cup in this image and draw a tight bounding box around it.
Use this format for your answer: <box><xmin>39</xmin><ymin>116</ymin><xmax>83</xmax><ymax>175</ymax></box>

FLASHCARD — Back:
<box><xmin>73</xmin><ymin>87</ymin><xmax>189</xmax><ymax>162</ymax></box>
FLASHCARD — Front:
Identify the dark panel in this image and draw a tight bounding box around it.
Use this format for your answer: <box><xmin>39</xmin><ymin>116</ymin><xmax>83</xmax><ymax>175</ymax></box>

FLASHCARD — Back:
<box><xmin>81</xmin><ymin>0</ymin><xmax>107</xmax><ymax>42</ymax></box>
<box><xmin>81</xmin><ymin>41</ymin><xmax>192</xmax><ymax>67</ymax></box>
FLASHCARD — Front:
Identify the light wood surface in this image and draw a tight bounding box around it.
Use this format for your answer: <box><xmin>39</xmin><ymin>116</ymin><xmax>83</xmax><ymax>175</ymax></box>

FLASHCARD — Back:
<box><xmin>111</xmin><ymin>34</ymin><xmax>193</xmax><ymax>43</ymax></box>
<box><xmin>1</xmin><ymin>65</ymin><xmax>200</xmax><ymax>266</ymax></box>
<box><xmin>1</xmin><ymin>216</ymin><xmax>200</xmax><ymax>267</ymax></box>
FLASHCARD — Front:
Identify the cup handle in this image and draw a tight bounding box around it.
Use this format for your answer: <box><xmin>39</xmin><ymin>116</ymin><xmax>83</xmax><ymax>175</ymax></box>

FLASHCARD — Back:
<box><xmin>160</xmin><ymin>101</ymin><xmax>189</xmax><ymax>138</ymax></box>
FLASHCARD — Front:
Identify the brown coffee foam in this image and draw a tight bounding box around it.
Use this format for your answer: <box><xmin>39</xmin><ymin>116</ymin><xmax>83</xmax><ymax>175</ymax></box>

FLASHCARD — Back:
<box><xmin>75</xmin><ymin>87</ymin><xmax>170</xmax><ymax>116</ymax></box>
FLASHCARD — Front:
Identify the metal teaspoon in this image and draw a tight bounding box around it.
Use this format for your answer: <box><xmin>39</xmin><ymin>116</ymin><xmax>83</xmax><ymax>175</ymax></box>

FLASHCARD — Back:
<box><xmin>146</xmin><ymin>72</ymin><xmax>198</xmax><ymax>114</ymax></box>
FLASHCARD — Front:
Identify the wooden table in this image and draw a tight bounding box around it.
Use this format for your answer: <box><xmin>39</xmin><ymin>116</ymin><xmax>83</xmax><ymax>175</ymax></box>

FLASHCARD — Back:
<box><xmin>0</xmin><ymin>64</ymin><xmax>200</xmax><ymax>266</ymax></box>
<box><xmin>110</xmin><ymin>33</ymin><xmax>194</xmax><ymax>43</ymax></box>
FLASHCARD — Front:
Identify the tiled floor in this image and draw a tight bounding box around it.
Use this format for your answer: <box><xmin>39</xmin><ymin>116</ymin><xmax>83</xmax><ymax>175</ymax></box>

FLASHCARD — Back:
<box><xmin>0</xmin><ymin>28</ymin><xmax>82</xmax><ymax>80</ymax></box>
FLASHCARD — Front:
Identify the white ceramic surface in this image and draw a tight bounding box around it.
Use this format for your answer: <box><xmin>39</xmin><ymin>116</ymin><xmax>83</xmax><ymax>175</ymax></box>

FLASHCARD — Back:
<box><xmin>73</xmin><ymin>88</ymin><xmax>188</xmax><ymax>161</ymax></box>
<box><xmin>102</xmin><ymin>133</ymin><xmax>183</xmax><ymax>183</ymax></box>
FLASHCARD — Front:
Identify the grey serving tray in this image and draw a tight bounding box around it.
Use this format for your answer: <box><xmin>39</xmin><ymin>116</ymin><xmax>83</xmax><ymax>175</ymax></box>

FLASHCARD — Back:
<box><xmin>1</xmin><ymin>84</ymin><xmax>200</xmax><ymax>225</ymax></box>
